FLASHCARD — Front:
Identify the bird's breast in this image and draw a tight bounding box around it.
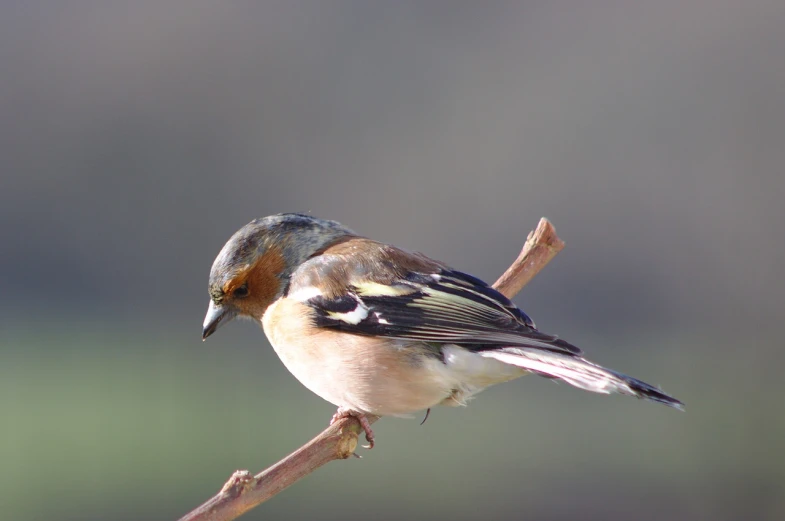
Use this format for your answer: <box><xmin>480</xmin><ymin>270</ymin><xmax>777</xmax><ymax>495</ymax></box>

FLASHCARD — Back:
<box><xmin>261</xmin><ymin>298</ymin><xmax>460</xmax><ymax>416</ymax></box>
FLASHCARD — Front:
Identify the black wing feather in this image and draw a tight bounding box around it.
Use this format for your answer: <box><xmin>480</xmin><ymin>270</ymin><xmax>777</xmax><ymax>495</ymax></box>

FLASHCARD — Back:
<box><xmin>305</xmin><ymin>266</ymin><xmax>581</xmax><ymax>356</ymax></box>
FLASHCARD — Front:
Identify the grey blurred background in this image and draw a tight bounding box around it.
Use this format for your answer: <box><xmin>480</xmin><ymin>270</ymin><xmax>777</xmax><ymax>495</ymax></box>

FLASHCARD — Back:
<box><xmin>2</xmin><ymin>2</ymin><xmax>784</xmax><ymax>520</ymax></box>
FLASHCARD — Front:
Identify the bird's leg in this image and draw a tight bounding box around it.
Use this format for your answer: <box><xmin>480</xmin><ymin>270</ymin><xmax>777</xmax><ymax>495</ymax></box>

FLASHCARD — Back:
<box><xmin>330</xmin><ymin>407</ymin><xmax>375</xmax><ymax>449</ymax></box>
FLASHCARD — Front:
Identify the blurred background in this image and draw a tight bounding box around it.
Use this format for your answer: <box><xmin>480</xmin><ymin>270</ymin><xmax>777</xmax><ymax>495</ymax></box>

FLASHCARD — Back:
<box><xmin>2</xmin><ymin>2</ymin><xmax>784</xmax><ymax>520</ymax></box>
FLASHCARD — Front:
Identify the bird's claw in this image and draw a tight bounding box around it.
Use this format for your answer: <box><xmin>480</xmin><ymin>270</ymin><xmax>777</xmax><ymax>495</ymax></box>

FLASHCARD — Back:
<box><xmin>331</xmin><ymin>407</ymin><xmax>375</xmax><ymax>449</ymax></box>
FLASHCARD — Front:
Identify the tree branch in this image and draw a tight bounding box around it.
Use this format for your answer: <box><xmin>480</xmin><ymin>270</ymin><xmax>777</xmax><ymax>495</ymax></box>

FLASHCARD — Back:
<box><xmin>179</xmin><ymin>217</ymin><xmax>565</xmax><ymax>521</ymax></box>
<box><xmin>492</xmin><ymin>217</ymin><xmax>565</xmax><ymax>297</ymax></box>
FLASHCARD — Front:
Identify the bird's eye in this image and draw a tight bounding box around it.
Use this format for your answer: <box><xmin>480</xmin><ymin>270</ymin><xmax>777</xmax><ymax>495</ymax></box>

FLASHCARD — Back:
<box><xmin>233</xmin><ymin>284</ymin><xmax>249</xmax><ymax>298</ymax></box>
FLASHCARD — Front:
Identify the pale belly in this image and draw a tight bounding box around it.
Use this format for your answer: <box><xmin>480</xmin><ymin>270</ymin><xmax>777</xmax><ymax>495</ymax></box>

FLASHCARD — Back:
<box><xmin>266</xmin><ymin>329</ymin><xmax>453</xmax><ymax>415</ymax></box>
<box><xmin>261</xmin><ymin>298</ymin><xmax>525</xmax><ymax>416</ymax></box>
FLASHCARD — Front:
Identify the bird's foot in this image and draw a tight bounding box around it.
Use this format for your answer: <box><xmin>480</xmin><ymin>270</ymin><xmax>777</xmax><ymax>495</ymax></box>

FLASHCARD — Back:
<box><xmin>331</xmin><ymin>407</ymin><xmax>375</xmax><ymax>449</ymax></box>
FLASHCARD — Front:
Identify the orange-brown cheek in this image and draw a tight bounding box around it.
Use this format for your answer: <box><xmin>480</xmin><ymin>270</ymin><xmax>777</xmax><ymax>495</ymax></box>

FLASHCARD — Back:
<box><xmin>241</xmin><ymin>247</ymin><xmax>288</xmax><ymax>319</ymax></box>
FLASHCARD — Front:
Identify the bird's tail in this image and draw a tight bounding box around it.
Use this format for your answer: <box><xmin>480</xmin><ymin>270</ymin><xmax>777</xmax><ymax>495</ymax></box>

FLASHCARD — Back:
<box><xmin>480</xmin><ymin>347</ymin><xmax>684</xmax><ymax>410</ymax></box>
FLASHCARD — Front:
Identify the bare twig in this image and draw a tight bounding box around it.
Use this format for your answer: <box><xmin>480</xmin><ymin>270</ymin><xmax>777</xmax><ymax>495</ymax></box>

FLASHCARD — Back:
<box><xmin>492</xmin><ymin>218</ymin><xmax>565</xmax><ymax>297</ymax></box>
<box><xmin>179</xmin><ymin>217</ymin><xmax>564</xmax><ymax>521</ymax></box>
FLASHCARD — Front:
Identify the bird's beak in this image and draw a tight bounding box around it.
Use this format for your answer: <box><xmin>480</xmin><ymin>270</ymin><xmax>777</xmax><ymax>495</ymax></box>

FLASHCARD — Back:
<box><xmin>202</xmin><ymin>301</ymin><xmax>236</xmax><ymax>340</ymax></box>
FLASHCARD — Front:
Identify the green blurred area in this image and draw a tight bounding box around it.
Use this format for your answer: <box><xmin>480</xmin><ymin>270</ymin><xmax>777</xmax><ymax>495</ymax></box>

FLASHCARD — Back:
<box><xmin>3</xmin><ymin>323</ymin><xmax>783</xmax><ymax>521</ymax></box>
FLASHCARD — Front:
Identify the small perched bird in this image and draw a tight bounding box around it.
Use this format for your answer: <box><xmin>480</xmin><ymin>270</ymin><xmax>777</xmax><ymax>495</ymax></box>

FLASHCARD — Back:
<box><xmin>203</xmin><ymin>213</ymin><xmax>683</xmax><ymax>447</ymax></box>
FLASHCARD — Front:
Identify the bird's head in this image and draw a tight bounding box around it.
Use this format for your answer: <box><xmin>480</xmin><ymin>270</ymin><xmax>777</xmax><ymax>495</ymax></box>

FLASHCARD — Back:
<box><xmin>202</xmin><ymin>213</ymin><xmax>354</xmax><ymax>340</ymax></box>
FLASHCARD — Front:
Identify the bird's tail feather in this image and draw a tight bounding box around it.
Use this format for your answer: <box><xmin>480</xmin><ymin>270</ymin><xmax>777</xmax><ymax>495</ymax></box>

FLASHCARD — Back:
<box><xmin>480</xmin><ymin>347</ymin><xmax>684</xmax><ymax>410</ymax></box>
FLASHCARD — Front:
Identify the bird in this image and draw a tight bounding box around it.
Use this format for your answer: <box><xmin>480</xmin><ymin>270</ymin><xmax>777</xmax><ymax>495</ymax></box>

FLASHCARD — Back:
<box><xmin>202</xmin><ymin>213</ymin><xmax>683</xmax><ymax>448</ymax></box>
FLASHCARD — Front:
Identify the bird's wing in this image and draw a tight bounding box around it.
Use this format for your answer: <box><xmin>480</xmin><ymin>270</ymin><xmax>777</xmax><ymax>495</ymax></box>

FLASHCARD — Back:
<box><xmin>287</xmin><ymin>238</ymin><xmax>581</xmax><ymax>355</ymax></box>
